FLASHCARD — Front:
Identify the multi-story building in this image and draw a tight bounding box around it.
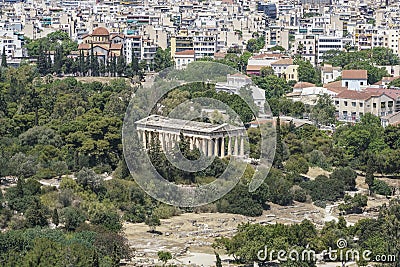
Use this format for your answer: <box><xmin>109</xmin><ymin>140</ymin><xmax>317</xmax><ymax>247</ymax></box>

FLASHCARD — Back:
<box><xmin>316</xmin><ymin>35</ymin><xmax>343</xmax><ymax>63</ymax></box>
<box><xmin>334</xmin><ymin>90</ymin><xmax>397</xmax><ymax>122</ymax></box>
<box><xmin>193</xmin><ymin>33</ymin><xmax>217</xmax><ymax>59</ymax></box>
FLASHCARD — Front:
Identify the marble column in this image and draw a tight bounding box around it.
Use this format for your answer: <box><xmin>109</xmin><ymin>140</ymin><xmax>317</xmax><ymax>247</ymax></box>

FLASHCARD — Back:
<box><xmin>202</xmin><ymin>138</ymin><xmax>207</xmax><ymax>155</ymax></box>
<box><xmin>189</xmin><ymin>136</ymin><xmax>194</xmax><ymax>150</ymax></box>
<box><xmin>240</xmin><ymin>136</ymin><xmax>244</xmax><ymax>157</ymax></box>
<box><xmin>208</xmin><ymin>138</ymin><xmax>213</xmax><ymax>157</ymax></box>
<box><xmin>142</xmin><ymin>130</ymin><xmax>146</xmax><ymax>149</ymax></box>
<box><xmin>221</xmin><ymin>137</ymin><xmax>225</xmax><ymax>157</ymax></box>
<box><xmin>227</xmin><ymin>136</ymin><xmax>232</xmax><ymax>156</ymax></box>
<box><xmin>214</xmin><ymin>138</ymin><xmax>218</xmax><ymax>157</ymax></box>
<box><xmin>234</xmin><ymin>136</ymin><xmax>238</xmax><ymax>156</ymax></box>
<box><xmin>195</xmin><ymin>137</ymin><xmax>200</xmax><ymax>150</ymax></box>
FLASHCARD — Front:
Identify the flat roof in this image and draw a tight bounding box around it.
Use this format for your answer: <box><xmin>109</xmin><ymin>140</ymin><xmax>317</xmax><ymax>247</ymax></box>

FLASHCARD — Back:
<box><xmin>135</xmin><ymin>115</ymin><xmax>245</xmax><ymax>135</ymax></box>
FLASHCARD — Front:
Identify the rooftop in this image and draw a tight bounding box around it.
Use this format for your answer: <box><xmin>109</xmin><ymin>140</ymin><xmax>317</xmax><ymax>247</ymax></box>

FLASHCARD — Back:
<box><xmin>135</xmin><ymin>115</ymin><xmax>245</xmax><ymax>135</ymax></box>
<box><xmin>342</xmin><ymin>70</ymin><xmax>368</xmax><ymax>80</ymax></box>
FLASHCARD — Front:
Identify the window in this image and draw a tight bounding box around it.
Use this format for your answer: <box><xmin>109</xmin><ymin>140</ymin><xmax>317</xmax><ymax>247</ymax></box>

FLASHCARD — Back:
<box><xmin>381</xmin><ymin>102</ymin><xmax>386</xmax><ymax>108</ymax></box>
<box><xmin>352</xmin><ymin>102</ymin><xmax>356</xmax><ymax>107</ymax></box>
<box><xmin>373</xmin><ymin>103</ymin><xmax>377</xmax><ymax>108</ymax></box>
<box><xmin>344</xmin><ymin>101</ymin><xmax>348</xmax><ymax>106</ymax></box>
<box><xmin>360</xmin><ymin>82</ymin><xmax>364</xmax><ymax>85</ymax></box>
<box><xmin>359</xmin><ymin>103</ymin><xmax>363</xmax><ymax>107</ymax></box>
<box><xmin>345</xmin><ymin>81</ymin><xmax>349</xmax><ymax>87</ymax></box>
<box><xmin>335</xmin><ymin>100</ymin><xmax>339</xmax><ymax>105</ymax></box>
<box><xmin>388</xmin><ymin>101</ymin><xmax>393</xmax><ymax>108</ymax></box>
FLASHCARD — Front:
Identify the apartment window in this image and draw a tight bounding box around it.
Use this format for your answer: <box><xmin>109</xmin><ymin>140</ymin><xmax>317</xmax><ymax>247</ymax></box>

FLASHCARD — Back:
<box><xmin>373</xmin><ymin>103</ymin><xmax>377</xmax><ymax>108</ymax></box>
<box><xmin>344</xmin><ymin>101</ymin><xmax>348</xmax><ymax>106</ymax></box>
<box><xmin>352</xmin><ymin>102</ymin><xmax>356</xmax><ymax>107</ymax></box>
<box><xmin>345</xmin><ymin>81</ymin><xmax>349</xmax><ymax>87</ymax></box>
<box><xmin>335</xmin><ymin>100</ymin><xmax>339</xmax><ymax>105</ymax></box>
<box><xmin>388</xmin><ymin>101</ymin><xmax>393</xmax><ymax>108</ymax></box>
<box><xmin>381</xmin><ymin>102</ymin><xmax>386</xmax><ymax>108</ymax></box>
<box><xmin>359</xmin><ymin>103</ymin><xmax>363</xmax><ymax>107</ymax></box>
<box><xmin>360</xmin><ymin>82</ymin><xmax>364</xmax><ymax>85</ymax></box>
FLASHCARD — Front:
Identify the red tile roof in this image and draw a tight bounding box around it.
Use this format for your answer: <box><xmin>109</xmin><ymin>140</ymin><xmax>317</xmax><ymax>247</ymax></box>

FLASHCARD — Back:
<box><xmin>365</xmin><ymin>88</ymin><xmax>400</xmax><ymax>100</ymax></box>
<box><xmin>175</xmin><ymin>49</ymin><xmax>195</xmax><ymax>56</ymax></box>
<box><xmin>78</xmin><ymin>43</ymin><xmax>90</xmax><ymax>50</ymax></box>
<box><xmin>294</xmin><ymin>82</ymin><xmax>315</xmax><ymax>89</ymax></box>
<box><xmin>342</xmin><ymin>70</ymin><xmax>367</xmax><ymax>80</ymax></box>
<box><xmin>92</xmin><ymin>27</ymin><xmax>109</xmax><ymax>36</ymax></box>
<box><xmin>335</xmin><ymin>90</ymin><xmax>379</xmax><ymax>100</ymax></box>
<box><xmin>324</xmin><ymin>80</ymin><xmax>342</xmax><ymax>88</ymax></box>
<box><xmin>271</xmin><ymin>58</ymin><xmax>293</xmax><ymax>65</ymax></box>
<box><xmin>252</xmin><ymin>53</ymin><xmax>284</xmax><ymax>59</ymax></box>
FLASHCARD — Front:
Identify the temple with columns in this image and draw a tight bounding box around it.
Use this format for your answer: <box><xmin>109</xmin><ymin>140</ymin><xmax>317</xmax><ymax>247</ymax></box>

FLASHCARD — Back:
<box><xmin>135</xmin><ymin>115</ymin><xmax>247</xmax><ymax>158</ymax></box>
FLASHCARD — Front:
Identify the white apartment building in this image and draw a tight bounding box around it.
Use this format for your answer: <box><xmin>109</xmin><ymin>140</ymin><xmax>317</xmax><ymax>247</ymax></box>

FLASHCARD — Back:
<box><xmin>0</xmin><ymin>30</ymin><xmax>25</xmax><ymax>64</ymax></box>
<box><xmin>124</xmin><ymin>35</ymin><xmax>142</xmax><ymax>64</ymax></box>
<box><xmin>293</xmin><ymin>35</ymin><xmax>317</xmax><ymax>65</ymax></box>
<box><xmin>316</xmin><ymin>35</ymin><xmax>343</xmax><ymax>63</ymax></box>
<box><xmin>193</xmin><ymin>33</ymin><xmax>217</xmax><ymax>58</ymax></box>
<box><xmin>265</xmin><ymin>26</ymin><xmax>289</xmax><ymax>51</ymax></box>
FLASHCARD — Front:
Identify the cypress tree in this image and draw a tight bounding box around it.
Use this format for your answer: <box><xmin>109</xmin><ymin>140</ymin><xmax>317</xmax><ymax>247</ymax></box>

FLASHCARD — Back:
<box><xmin>365</xmin><ymin>156</ymin><xmax>375</xmax><ymax>195</ymax></box>
<box><xmin>1</xmin><ymin>46</ymin><xmax>7</xmax><ymax>67</ymax></box>
<box><xmin>215</xmin><ymin>252</ymin><xmax>222</xmax><ymax>267</ymax></box>
<box><xmin>106</xmin><ymin>58</ymin><xmax>110</xmax><ymax>76</ymax></box>
<box><xmin>111</xmin><ymin>54</ymin><xmax>117</xmax><ymax>77</ymax></box>
<box><xmin>131</xmin><ymin>49</ymin><xmax>139</xmax><ymax>74</ymax></box>
<box><xmin>53</xmin><ymin>46</ymin><xmax>63</xmax><ymax>75</ymax></box>
<box><xmin>37</xmin><ymin>44</ymin><xmax>47</xmax><ymax>75</ymax></box>
<box><xmin>92</xmin><ymin>250</ymin><xmax>99</xmax><ymax>267</ymax></box>
<box><xmin>92</xmin><ymin>52</ymin><xmax>99</xmax><ymax>76</ymax></box>
<box><xmin>16</xmin><ymin>177</ymin><xmax>24</xmax><ymax>198</ymax></box>
<box><xmin>46</xmin><ymin>51</ymin><xmax>52</xmax><ymax>73</ymax></box>
<box><xmin>274</xmin><ymin>116</ymin><xmax>284</xmax><ymax>169</ymax></box>
<box><xmin>89</xmin><ymin>43</ymin><xmax>94</xmax><ymax>76</ymax></box>
<box><xmin>116</xmin><ymin>53</ymin><xmax>126</xmax><ymax>77</ymax></box>
<box><xmin>52</xmin><ymin>208</ymin><xmax>59</xmax><ymax>226</ymax></box>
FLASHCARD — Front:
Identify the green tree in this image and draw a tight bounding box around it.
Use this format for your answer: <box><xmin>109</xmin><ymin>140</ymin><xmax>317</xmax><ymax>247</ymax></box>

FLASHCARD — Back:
<box><xmin>25</xmin><ymin>198</ymin><xmax>48</xmax><ymax>227</ymax></box>
<box><xmin>52</xmin><ymin>208</ymin><xmax>59</xmax><ymax>226</ymax></box>
<box><xmin>76</xmin><ymin>167</ymin><xmax>103</xmax><ymax>193</ymax></box>
<box><xmin>1</xmin><ymin>46</ymin><xmax>7</xmax><ymax>67</ymax></box>
<box><xmin>62</xmin><ymin>207</ymin><xmax>86</xmax><ymax>231</ymax></box>
<box><xmin>274</xmin><ymin>116</ymin><xmax>284</xmax><ymax>169</ymax></box>
<box><xmin>260</xmin><ymin>66</ymin><xmax>274</xmax><ymax>77</ymax></box>
<box><xmin>215</xmin><ymin>252</ymin><xmax>222</xmax><ymax>267</ymax></box>
<box><xmin>330</xmin><ymin>167</ymin><xmax>357</xmax><ymax>191</ymax></box>
<box><xmin>116</xmin><ymin>54</ymin><xmax>126</xmax><ymax>76</ymax></box>
<box><xmin>53</xmin><ymin>46</ymin><xmax>63</xmax><ymax>75</ymax></box>
<box><xmin>365</xmin><ymin>156</ymin><xmax>375</xmax><ymax>195</ymax></box>
<box><xmin>294</xmin><ymin>57</ymin><xmax>321</xmax><ymax>84</ymax></box>
<box><xmin>310</xmin><ymin>94</ymin><xmax>335</xmax><ymax>126</ymax></box>
<box><xmin>157</xmin><ymin>251</ymin><xmax>172</xmax><ymax>266</ymax></box>
<box><xmin>252</xmin><ymin>75</ymin><xmax>291</xmax><ymax>99</ymax></box>
<box><xmin>145</xmin><ymin>214</ymin><xmax>161</xmax><ymax>232</ymax></box>
<box><xmin>154</xmin><ymin>47</ymin><xmax>173</xmax><ymax>72</ymax></box>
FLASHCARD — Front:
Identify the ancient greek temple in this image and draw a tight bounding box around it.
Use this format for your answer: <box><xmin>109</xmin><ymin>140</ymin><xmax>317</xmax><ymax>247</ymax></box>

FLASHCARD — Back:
<box><xmin>135</xmin><ymin>115</ymin><xmax>247</xmax><ymax>158</ymax></box>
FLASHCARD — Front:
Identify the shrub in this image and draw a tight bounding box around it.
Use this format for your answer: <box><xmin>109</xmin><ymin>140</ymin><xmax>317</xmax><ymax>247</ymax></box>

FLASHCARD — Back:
<box><xmin>371</xmin><ymin>180</ymin><xmax>392</xmax><ymax>196</ymax></box>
